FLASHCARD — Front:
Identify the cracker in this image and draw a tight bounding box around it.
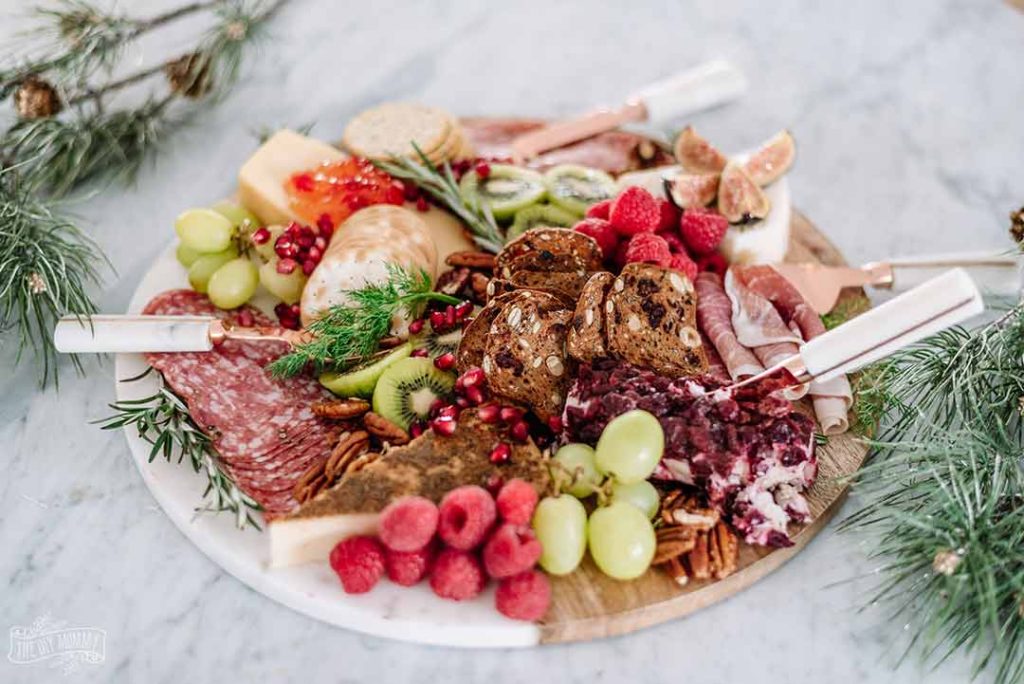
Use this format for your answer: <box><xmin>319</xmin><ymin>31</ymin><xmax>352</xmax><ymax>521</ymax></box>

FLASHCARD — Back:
<box><xmin>567</xmin><ymin>271</ymin><xmax>615</xmax><ymax>362</ymax></box>
<box><xmin>342</xmin><ymin>102</ymin><xmax>454</xmax><ymax>161</ymax></box>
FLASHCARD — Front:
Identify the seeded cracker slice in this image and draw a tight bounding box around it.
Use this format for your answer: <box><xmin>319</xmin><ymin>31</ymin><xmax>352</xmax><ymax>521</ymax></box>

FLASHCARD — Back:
<box><xmin>604</xmin><ymin>263</ymin><xmax>708</xmax><ymax>377</ymax></box>
<box><xmin>567</xmin><ymin>271</ymin><xmax>615</xmax><ymax>362</ymax></box>
<box><xmin>494</xmin><ymin>228</ymin><xmax>603</xmax><ymax>280</ymax></box>
<box><xmin>509</xmin><ymin>269</ymin><xmax>593</xmax><ymax>302</ymax></box>
<box><xmin>482</xmin><ymin>290</ymin><xmax>574</xmax><ymax>420</ymax></box>
<box><xmin>456</xmin><ymin>293</ymin><xmax>516</xmax><ymax>373</ymax></box>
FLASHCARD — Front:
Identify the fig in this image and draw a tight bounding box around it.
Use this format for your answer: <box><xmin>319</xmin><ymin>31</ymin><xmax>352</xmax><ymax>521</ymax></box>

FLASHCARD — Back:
<box><xmin>664</xmin><ymin>171</ymin><xmax>720</xmax><ymax>209</ymax></box>
<box><xmin>743</xmin><ymin>130</ymin><xmax>795</xmax><ymax>186</ymax></box>
<box><xmin>672</xmin><ymin>126</ymin><xmax>727</xmax><ymax>174</ymax></box>
<box><xmin>717</xmin><ymin>162</ymin><xmax>771</xmax><ymax>224</ymax></box>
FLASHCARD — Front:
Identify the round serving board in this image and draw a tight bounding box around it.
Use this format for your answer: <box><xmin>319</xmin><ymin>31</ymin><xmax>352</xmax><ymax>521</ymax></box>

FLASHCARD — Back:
<box><xmin>115</xmin><ymin>208</ymin><xmax>868</xmax><ymax>647</ymax></box>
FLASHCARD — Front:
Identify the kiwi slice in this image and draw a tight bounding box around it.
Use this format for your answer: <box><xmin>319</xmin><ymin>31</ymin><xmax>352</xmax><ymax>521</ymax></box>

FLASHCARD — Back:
<box><xmin>459</xmin><ymin>164</ymin><xmax>546</xmax><ymax>221</ymax></box>
<box><xmin>543</xmin><ymin>164</ymin><xmax>617</xmax><ymax>215</ymax></box>
<box><xmin>507</xmin><ymin>205</ymin><xmax>579</xmax><ymax>241</ymax></box>
<box><xmin>319</xmin><ymin>342</ymin><xmax>412</xmax><ymax>398</ymax></box>
<box><xmin>372</xmin><ymin>357</ymin><xmax>456</xmax><ymax>430</ymax></box>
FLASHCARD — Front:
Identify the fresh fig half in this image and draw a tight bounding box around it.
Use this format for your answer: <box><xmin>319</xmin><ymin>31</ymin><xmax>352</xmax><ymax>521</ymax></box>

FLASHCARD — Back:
<box><xmin>673</xmin><ymin>126</ymin><xmax>728</xmax><ymax>174</ymax></box>
<box><xmin>717</xmin><ymin>162</ymin><xmax>771</xmax><ymax>224</ymax></box>
<box><xmin>743</xmin><ymin>130</ymin><xmax>795</xmax><ymax>186</ymax></box>
<box><xmin>663</xmin><ymin>171</ymin><xmax>720</xmax><ymax>209</ymax></box>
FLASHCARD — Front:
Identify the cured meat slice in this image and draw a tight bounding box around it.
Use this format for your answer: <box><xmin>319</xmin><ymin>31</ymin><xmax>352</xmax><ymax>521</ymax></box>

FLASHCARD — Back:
<box><xmin>142</xmin><ymin>290</ymin><xmax>341</xmax><ymax>519</ymax></box>
<box><xmin>699</xmin><ymin>331</ymin><xmax>730</xmax><ymax>382</ymax></box>
<box><xmin>694</xmin><ymin>272</ymin><xmax>763</xmax><ymax>380</ymax></box>
<box><xmin>731</xmin><ymin>265</ymin><xmax>854</xmax><ymax>434</ymax></box>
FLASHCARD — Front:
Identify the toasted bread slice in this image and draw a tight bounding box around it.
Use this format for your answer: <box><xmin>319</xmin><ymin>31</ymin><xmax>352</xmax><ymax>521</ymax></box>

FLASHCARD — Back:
<box><xmin>494</xmin><ymin>227</ymin><xmax>602</xmax><ymax>280</ymax></box>
<box><xmin>269</xmin><ymin>410</ymin><xmax>550</xmax><ymax>567</ymax></box>
<box><xmin>567</xmin><ymin>271</ymin><xmax>615</xmax><ymax>362</ymax></box>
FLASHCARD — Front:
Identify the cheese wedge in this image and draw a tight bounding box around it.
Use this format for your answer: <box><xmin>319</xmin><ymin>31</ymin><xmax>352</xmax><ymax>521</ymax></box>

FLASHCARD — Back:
<box><xmin>237</xmin><ymin>129</ymin><xmax>345</xmax><ymax>226</ymax></box>
<box><xmin>269</xmin><ymin>410</ymin><xmax>549</xmax><ymax>567</ymax></box>
<box><xmin>413</xmin><ymin>203</ymin><xmax>476</xmax><ymax>263</ymax></box>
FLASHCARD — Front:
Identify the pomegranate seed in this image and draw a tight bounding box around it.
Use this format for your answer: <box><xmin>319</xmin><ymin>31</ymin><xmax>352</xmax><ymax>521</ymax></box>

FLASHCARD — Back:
<box><xmin>307</xmin><ymin>246</ymin><xmax>322</xmax><ymax>262</ymax></box>
<box><xmin>408</xmin><ymin>319</ymin><xmax>424</xmax><ymax>335</ymax></box>
<box><xmin>489</xmin><ymin>442</ymin><xmax>511</xmax><ymax>464</ymax></box>
<box><xmin>290</xmin><ymin>303</ymin><xmax>301</xmax><ymax>315</ymax></box>
<box><xmin>297</xmin><ymin>235</ymin><xmax>314</xmax><ymax>249</ymax></box>
<box><xmin>485</xmin><ymin>473</ymin><xmax>505</xmax><ymax>496</ymax></box>
<box><xmin>292</xmin><ymin>173</ymin><xmax>314</xmax><ymax>192</ymax></box>
<box><xmin>251</xmin><ymin>227</ymin><xmax>271</xmax><ymax>245</ymax></box>
<box><xmin>411</xmin><ymin>348</ymin><xmax>428</xmax><ymax>358</ymax></box>
<box><xmin>402</xmin><ymin>182</ymin><xmax>420</xmax><ymax>202</ymax></box>
<box><xmin>509</xmin><ymin>420</ymin><xmax>530</xmax><ymax>443</ymax></box>
<box><xmin>547</xmin><ymin>415</ymin><xmax>563</xmax><ymax>433</ymax></box>
<box><xmin>285</xmin><ymin>222</ymin><xmax>301</xmax><ymax>238</ymax></box>
<box><xmin>428</xmin><ymin>399</ymin><xmax>446</xmax><ymax>417</ymax></box>
<box><xmin>465</xmin><ymin>385</ymin><xmax>484</xmax><ymax>405</ymax></box>
<box><xmin>274</xmin><ymin>302</ymin><xmax>290</xmax><ymax>317</ymax></box>
<box><xmin>429</xmin><ymin>310</ymin><xmax>446</xmax><ymax>332</ymax></box>
<box><xmin>431</xmin><ymin>417</ymin><xmax>458</xmax><ymax>437</ymax></box>
<box><xmin>461</xmin><ymin>367</ymin><xmax>485</xmax><ymax>388</ymax></box>
<box><xmin>273</xmin><ymin>238</ymin><xmax>291</xmax><ymax>258</ymax></box>
<box><xmin>500</xmin><ymin>406</ymin><xmax>524</xmax><ymax>423</ymax></box>
<box><xmin>236</xmin><ymin>309</ymin><xmax>254</xmax><ymax>327</ymax></box>
<box><xmin>415</xmin><ymin>196</ymin><xmax>429</xmax><ymax>212</ymax></box>
<box><xmin>434</xmin><ymin>352</ymin><xmax>456</xmax><ymax>371</ymax></box>
<box><xmin>316</xmin><ymin>213</ymin><xmax>333</xmax><ymax>233</ymax></box>
<box><xmin>314</xmin><ymin>235</ymin><xmax>327</xmax><ymax>250</ymax></box>
<box><xmin>410</xmin><ymin>422</ymin><xmax>425</xmax><ymax>438</ymax></box>
<box><xmin>475</xmin><ymin>162</ymin><xmax>491</xmax><ymax>179</ymax></box>
<box><xmin>454</xmin><ymin>300</ymin><xmax>474</xmax><ymax>320</ymax></box>
<box><xmin>455</xmin><ymin>396</ymin><xmax>470</xmax><ymax>408</ymax></box>
<box><xmin>299</xmin><ymin>225</ymin><xmax>315</xmax><ymax>239</ymax></box>
<box><xmin>444</xmin><ymin>305</ymin><xmax>456</xmax><ymax>327</ymax></box>
<box><xmin>302</xmin><ymin>259</ymin><xmax>317</xmax><ymax>275</ymax></box>
<box><xmin>477</xmin><ymin>403</ymin><xmax>501</xmax><ymax>423</ymax></box>
<box><xmin>438</xmin><ymin>404</ymin><xmax>459</xmax><ymax>420</ymax></box>
<box><xmin>276</xmin><ymin>258</ymin><xmax>298</xmax><ymax>274</ymax></box>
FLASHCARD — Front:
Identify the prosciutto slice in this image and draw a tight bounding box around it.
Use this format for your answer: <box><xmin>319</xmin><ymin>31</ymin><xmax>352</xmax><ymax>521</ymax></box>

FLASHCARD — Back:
<box><xmin>731</xmin><ymin>265</ymin><xmax>854</xmax><ymax>434</ymax></box>
<box><xmin>694</xmin><ymin>273</ymin><xmax>763</xmax><ymax>380</ymax></box>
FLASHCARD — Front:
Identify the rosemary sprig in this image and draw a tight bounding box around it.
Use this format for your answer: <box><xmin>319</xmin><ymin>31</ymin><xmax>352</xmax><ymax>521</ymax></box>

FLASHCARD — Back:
<box><xmin>268</xmin><ymin>263</ymin><xmax>460</xmax><ymax>378</ymax></box>
<box><xmin>373</xmin><ymin>145</ymin><xmax>506</xmax><ymax>253</ymax></box>
<box><xmin>95</xmin><ymin>371</ymin><xmax>261</xmax><ymax>529</ymax></box>
<box><xmin>0</xmin><ymin>163</ymin><xmax>106</xmax><ymax>387</ymax></box>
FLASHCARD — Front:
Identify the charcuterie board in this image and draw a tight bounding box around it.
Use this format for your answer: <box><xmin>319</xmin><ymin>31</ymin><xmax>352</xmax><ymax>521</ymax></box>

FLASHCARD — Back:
<box><xmin>115</xmin><ymin>195</ymin><xmax>868</xmax><ymax>647</ymax></box>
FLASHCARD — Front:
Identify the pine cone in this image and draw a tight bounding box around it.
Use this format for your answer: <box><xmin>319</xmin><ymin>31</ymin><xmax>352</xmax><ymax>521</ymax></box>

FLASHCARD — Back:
<box><xmin>1011</xmin><ymin>206</ymin><xmax>1024</xmax><ymax>246</ymax></box>
<box><xmin>14</xmin><ymin>76</ymin><xmax>62</xmax><ymax>119</ymax></box>
<box><xmin>164</xmin><ymin>53</ymin><xmax>213</xmax><ymax>99</ymax></box>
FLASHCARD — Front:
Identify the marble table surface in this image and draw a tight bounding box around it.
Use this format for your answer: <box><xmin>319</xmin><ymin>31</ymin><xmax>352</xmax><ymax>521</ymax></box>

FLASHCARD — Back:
<box><xmin>2</xmin><ymin>0</ymin><xmax>1023</xmax><ymax>681</ymax></box>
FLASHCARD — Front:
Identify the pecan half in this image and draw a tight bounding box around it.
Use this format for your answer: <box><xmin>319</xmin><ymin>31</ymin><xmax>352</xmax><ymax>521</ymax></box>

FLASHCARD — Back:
<box><xmin>362</xmin><ymin>411</ymin><xmax>410</xmax><ymax>446</ymax></box>
<box><xmin>708</xmin><ymin>521</ymin><xmax>739</xmax><ymax>579</ymax></box>
<box><xmin>446</xmin><ymin>251</ymin><xmax>496</xmax><ymax>269</ymax></box>
<box><xmin>470</xmin><ymin>272</ymin><xmax>490</xmax><ymax>302</ymax></box>
<box><xmin>312</xmin><ymin>398</ymin><xmax>370</xmax><ymax>420</ymax></box>
<box><xmin>325</xmin><ymin>430</ymin><xmax>370</xmax><ymax>481</ymax></box>
<box><xmin>656</xmin><ymin>491</ymin><xmax>738</xmax><ymax>583</ymax></box>
<box><xmin>293</xmin><ymin>459</ymin><xmax>327</xmax><ymax>503</ymax></box>
<box><xmin>436</xmin><ymin>267</ymin><xmax>471</xmax><ymax>296</ymax></box>
<box><xmin>685</xmin><ymin>531</ymin><xmax>712</xmax><ymax>580</ymax></box>
<box><xmin>653</xmin><ymin>525</ymin><xmax>698</xmax><ymax>565</ymax></box>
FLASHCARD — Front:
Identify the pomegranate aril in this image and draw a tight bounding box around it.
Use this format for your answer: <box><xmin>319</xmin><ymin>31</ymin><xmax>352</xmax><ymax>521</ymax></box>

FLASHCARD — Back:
<box><xmin>434</xmin><ymin>352</ymin><xmax>456</xmax><ymax>371</ymax></box>
<box><xmin>431</xmin><ymin>417</ymin><xmax>458</xmax><ymax>436</ymax></box>
<box><xmin>316</xmin><ymin>213</ymin><xmax>334</xmax><ymax>234</ymax></box>
<box><xmin>285</xmin><ymin>222</ymin><xmax>301</xmax><ymax>238</ymax></box>
<box><xmin>297</xmin><ymin>234</ymin><xmax>314</xmax><ymax>248</ymax></box>
<box><xmin>445</xmin><ymin>305</ymin><xmax>457</xmax><ymax>327</ymax></box>
<box><xmin>307</xmin><ymin>246</ymin><xmax>322</xmax><ymax>262</ymax></box>
<box><xmin>437</xmin><ymin>404</ymin><xmax>460</xmax><ymax>420</ymax></box>
<box><xmin>277</xmin><ymin>258</ymin><xmax>298</xmax><ymax>274</ymax></box>
<box><xmin>485</xmin><ymin>474</ymin><xmax>505</xmax><ymax>496</ymax></box>
<box><xmin>429</xmin><ymin>310</ymin><xmax>446</xmax><ymax>331</ymax></box>
<box><xmin>410</xmin><ymin>422</ymin><xmax>425</xmax><ymax>438</ymax></box>
<box><xmin>475</xmin><ymin>162</ymin><xmax>491</xmax><ymax>179</ymax></box>
<box><xmin>251</xmin><ymin>227</ymin><xmax>271</xmax><ymax>245</ymax></box>
<box><xmin>500</xmin><ymin>406</ymin><xmax>524</xmax><ymax>423</ymax></box>
<box><xmin>314</xmin><ymin>235</ymin><xmax>328</xmax><ymax>250</ymax></box>
<box><xmin>416</xmin><ymin>196</ymin><xmax>429</xmax><ymax>212</ymax></box>
<box><xmin>477</xmin><ymin>403</ymin><xmax>501</xmax><ymax>423</ymax></box>
<box><xmin>454</xmin><ymin>300</ymin><xmax>473</xmax><ymax>319</ymax></box>
<box><xmin>302</xmin><ymin>259</ymin><xmax>317</xmax><ymax>276</ymax></box>
<box><xmin>455</xmin><ymin>396</ymin><xmax>470</xmax><ymax>409</ymax></box>
<box><xmin>411</xmin><ymin>348</ymin><xmax>429</xmax><ymax>358</ymax></box>
<box><xmin>509</xmin><ymin>420</ymin><xmax>530</xmax><ymax>443</ymax></box>
<box><xmin>408</xmin><ymin>319</ymin><xmax>424</xmax><ymax>335</ymax></box>
<box><xmin>402</xmin><ymin>182</ymin><xmax>421</xmax><ymax>202</ymax></box>
<box><xmin>489</xmin><ymin>442</ymin><xmax>511</xmax><ymax>464</ymax></box>
<box><xmin>547</xmin><ymin>415</ymin><xmax>563</xmax><ymax>433</ymax></box>
<box><xmin>293</xmin><ymin>174</ymin><xmax>314</xmax><ymax>192</ymax></box>
<box><xmin>464</xmin><ymin>385</ymin><xmax>484</xmax><ymax>405</ymax></box>
<box><xmin>461</xmin><ymin>367</ymin><xmax>485</xmax><ymax>388</ymax></box>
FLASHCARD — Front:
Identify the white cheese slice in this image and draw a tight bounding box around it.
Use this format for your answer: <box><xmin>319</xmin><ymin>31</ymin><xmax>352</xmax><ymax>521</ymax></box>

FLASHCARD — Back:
<box><xmin>268</xmin><ymin>513</ymin><xmax>379</xmax><ymax>568</ymax></box>
<box><xmin>237</xmin><ymin>129</ymin><xmax>345</xmax><ymax>226</ymax></box>
<box><xmin>412</xmin><ymin>203</ymin><xmax>476</xmax><ymax>263</ymax></box>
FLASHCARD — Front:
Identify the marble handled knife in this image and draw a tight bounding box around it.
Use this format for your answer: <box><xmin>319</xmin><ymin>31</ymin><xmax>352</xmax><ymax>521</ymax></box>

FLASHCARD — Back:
<box><xmin>509</xmin><ymin>60</ymin><xmax>747</xmax><ymax>163</ymax></box>
<box><xmin>53</xmin><ymin>315</ymin><xmax>311</xmax><ymax>354</ymax></box>
<box><xmin>725</xmin><ymin>268</ymin><xmax>984</xmax><ymax>396</ymax></box>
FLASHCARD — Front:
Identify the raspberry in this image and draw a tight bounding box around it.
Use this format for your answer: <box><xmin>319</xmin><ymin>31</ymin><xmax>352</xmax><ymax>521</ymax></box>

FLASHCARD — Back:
<box><xmin>657</xmin><ymin>230</ymin><xmax>686</xmax><ymax>255</ymax></box>
<box><xmin>669</xmin><ymin>252</ymin><xmax>699</xmax><ymax>281</ymax></box>
<box><xmin>482</xmin><ymin>523</ymin><xmax>543</xmax><ymax>579</ymax></box>
<box><xmin>385</xmin><ymin>543</ymin><xmax>435</xmax><ymax>586</ymax></box>
<box><xmin>429</xmin><ymin>548</ymin><xmax>487</xmax><ymax>600</ymax></box>
<box><xmin>656</xmin><ymin>198</ymin><xmax>679</xmax><ymax>232</ymax></box>
<box><xmin>624</xmin><ymin>232</ymin><xmax>671</xmax><ymax>267</ymax></box>
<box><xmin>696</xmin><ymin>251</ymin><xmax>729</xmax><ymax>275</ymax></box>
<box><xmin>680</xmin><ymin>207</ymin><xmax>729</xmax><ymax>255</ymax></box>
<box><xmin>608</xmin><ymin>187</ymin><xmax>659</xmax><ymax>236</ymax></box>
<box><xmin>573</xmin><ymin>218</ymin><xmax>618</xmax><ymax>258</ymax></box>
<box><xmin>495</xmin><ymin>479</ymin><xmax>539</xmax><ymax>525</ymax></box>
<box><xmin>495</xmin><ymin>570</ymin><xmax>551</xmax><ymax>621</ymax></box>
<box><xmin>329</xmin><ymin>536</ymin><xmax>385</xmax><ymax>594</ymax></box>
<box><xmin>378</xmin><ymin>495</ymin><xmax>439</xmax><ymax>552</ymax></box>
<box><xmin>438</xmin><ymin>485</ymin><xmax>497</xmax><ymax>550</ymax></box>
<box><xmin>584</xmin><ymin>198</ymin><xmax>613</xmax><ymax>220</ymax></box>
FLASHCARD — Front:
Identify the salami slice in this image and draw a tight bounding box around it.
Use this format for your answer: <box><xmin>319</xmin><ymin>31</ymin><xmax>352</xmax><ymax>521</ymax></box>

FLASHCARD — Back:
<box><xmin>694</xmin><ymin>273</ymin><xmax>763</xmax><ymax>380</ymax></box>
<box><xmin>142</xmin><ymin>290</ymin><xmax>341</xmax><ymax>519</ymax></box>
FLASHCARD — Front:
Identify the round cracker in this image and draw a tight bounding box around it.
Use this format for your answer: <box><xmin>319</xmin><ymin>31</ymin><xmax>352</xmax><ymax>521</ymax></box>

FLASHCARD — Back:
<box><xmin>343</xmin><ymin>103</ymin><xmax>454</xmax><ymax>161</ymax></box>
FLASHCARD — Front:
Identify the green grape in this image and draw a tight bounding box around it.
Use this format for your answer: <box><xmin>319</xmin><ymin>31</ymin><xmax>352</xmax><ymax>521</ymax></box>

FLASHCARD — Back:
<box><xmin>212</xmin><ymin>201</ymin><xmax>260</xmax><ymax>232</ymax></box>
<box><xmin>587</xmin><ymin>501</ymin><xmax>656</xmax><ymax>580</ymax></box>
<box><xmin>595</xmin><ymin>409</ymin><xmax>664</xmax><ymax>484</ymax></box>
<box><xmin>259</xmin><ymin>259</ymin><xmax>306</xmax><ymax>304</ymax></box>
<box><xmin>610</xmin><ymin>480</ymin><xmax>660</xmax><ymax>519</ymax></box>
<box><xmin>187</xmin><ymin>248</ymin><xmax>239</xmax><ymax>293</ymax></box>
<box><xmin>175</xmin><ymin>242</ymin><xmax>202</xmax><ymax>267</ymax></box>
<box><xmin>175</xmin><ymin>208</ymin><xmax>235</xmax><ymax>253</ymax></box>
<box><xmin>254</xmin><ymin>225</ymin><xmax>286</xmax><ymax>262</ymax></box>
<box><xmin>553</xmin><ymin>443</ymin><xmax>602</xmax><ymax>499</ymax></box>
<box><xmin>532</xmin><ymin>494</ymin><xmax>587</xmax><ymax>576</ymax></box>
<box><xmin>207</xmin><ymin>258</ymin><xmax>259</xmax><ymax>309</ymax></box>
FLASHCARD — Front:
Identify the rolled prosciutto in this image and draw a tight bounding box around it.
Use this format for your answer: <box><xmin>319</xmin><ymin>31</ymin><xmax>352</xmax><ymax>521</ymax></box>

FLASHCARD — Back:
<box><xmin>694</xmin><ymin>272</ymin><xmax>763</xmax><ymax>380</ymax></box>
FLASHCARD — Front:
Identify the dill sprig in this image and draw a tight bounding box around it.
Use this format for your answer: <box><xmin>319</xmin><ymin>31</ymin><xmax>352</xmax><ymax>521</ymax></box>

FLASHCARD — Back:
<box><xmin>268</xmin><ymin>264</ymin><xmax>460</xmax><ymax>378</ymax></box>
<box><xmin>95</xmin><ymin>369</ymin><xmax>262</xmax><ymax>529</ymax></box>
<box><xmin>843</xmin><ymin>301</ymin><xmax>1024</xmax><ymax>684</ymax></box>
<box><xmin>0</xmin><ymin>163</ymin><xmax>106</xmax><ymax>387</ymax></box>
<box><xmin>373</xmin><ymin>145</ymin><xmax>506</xmax><ymax>253</ymax></box>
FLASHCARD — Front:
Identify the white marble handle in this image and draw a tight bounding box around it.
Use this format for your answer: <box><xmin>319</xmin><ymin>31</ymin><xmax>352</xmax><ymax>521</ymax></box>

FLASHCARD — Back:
<box><xmin>878</xmin><ymin>250</ymin><xmax>1021</xmax><ymax>297</ymax></box>
<box><xmin>54</xmin><ymin>315</ymin><xmax>215</xmax><ymax>353</ymax></box>
<box><xmin>800</xmin><ymin>268</ymin><xmax>983</xmax><ymax>383</ymax></box>
<box><xmin>630</xmin><ymin>60</ymin><xmax>748</xmax><ymax>123</ymax></box>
